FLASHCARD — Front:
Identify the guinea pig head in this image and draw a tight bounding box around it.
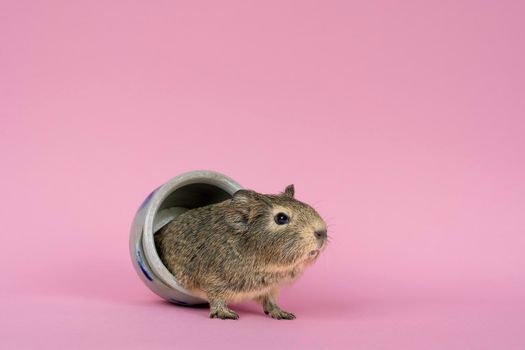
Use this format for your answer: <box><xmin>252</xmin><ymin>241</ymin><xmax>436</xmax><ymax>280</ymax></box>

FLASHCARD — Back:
<box><xmin>225</xmin><ymin>185</ymin><xmax>328</xmax><ymax>266</ymax></box>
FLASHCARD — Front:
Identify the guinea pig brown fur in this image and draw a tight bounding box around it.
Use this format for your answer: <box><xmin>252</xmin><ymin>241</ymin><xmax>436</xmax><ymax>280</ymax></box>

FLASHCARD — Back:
<box><xmin>154</xmin><ymin>184</ymin><xmax>328</xmax><ymax>320</ymax></box>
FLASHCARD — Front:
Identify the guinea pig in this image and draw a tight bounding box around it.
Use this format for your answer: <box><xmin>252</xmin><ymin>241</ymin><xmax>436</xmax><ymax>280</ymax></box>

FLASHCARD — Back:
<box><xmin>154</xmin><ymin>184</ymin><xmax>328</xmax><ymax>320</ymax></box>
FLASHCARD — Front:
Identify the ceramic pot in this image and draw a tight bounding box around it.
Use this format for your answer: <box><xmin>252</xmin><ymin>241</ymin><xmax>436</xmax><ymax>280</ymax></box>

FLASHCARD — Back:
<box><xmin>129</xmin><ymin>170</ymin><xmax>242</xmax><ymax>305</ymax></box>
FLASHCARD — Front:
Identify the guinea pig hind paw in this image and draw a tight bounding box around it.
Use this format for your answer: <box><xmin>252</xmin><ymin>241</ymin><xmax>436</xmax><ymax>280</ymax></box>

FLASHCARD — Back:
<box><xmin>209</xmin><ymin>309</ymin><xmax>240</xmax><ymax>320</ymax></box>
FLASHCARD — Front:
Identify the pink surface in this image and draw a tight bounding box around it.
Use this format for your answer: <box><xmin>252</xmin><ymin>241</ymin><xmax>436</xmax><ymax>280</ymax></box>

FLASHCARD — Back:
<box><xmin>1</xmin><ymin>0</ymin><xmax>524</xmax><ymax>349</ymax></box>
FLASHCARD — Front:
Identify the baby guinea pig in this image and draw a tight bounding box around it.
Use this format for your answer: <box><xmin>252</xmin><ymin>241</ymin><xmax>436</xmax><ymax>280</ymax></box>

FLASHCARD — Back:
<box><xmin>154</xmin><ymin>184</ymin><xmax>328</xmax><ymax>320</ymax></box>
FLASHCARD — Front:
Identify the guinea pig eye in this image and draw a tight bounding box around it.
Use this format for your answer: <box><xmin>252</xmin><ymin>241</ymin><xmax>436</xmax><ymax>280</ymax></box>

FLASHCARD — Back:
<box><xmin>274</xmin><ymin>212</ymin><xmax>289</xmax><ymax>225</ymax></box>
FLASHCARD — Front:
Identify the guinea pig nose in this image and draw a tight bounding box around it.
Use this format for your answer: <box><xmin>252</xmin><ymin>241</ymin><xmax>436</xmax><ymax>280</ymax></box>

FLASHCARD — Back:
<box><xmin>314</xmin><ymin>229</ymin><xmax>327</xmax><ymax>239</ymax></box>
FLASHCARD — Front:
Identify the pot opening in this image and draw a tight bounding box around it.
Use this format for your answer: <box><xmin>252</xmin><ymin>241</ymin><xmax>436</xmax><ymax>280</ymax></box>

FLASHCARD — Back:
<box><xmin>153</xmin><ymin>183</ymin><xmax>233</xmax><ymax>236</ymax></box>
<box><xmin>133</xmin><ymin>170</ymin><xmax>242</xmax><ymax>303</ymax></box>
<box><xmin>158</xmin><ymin>183</ymin><xmax>232</xmax><ymax>212</ymax></box>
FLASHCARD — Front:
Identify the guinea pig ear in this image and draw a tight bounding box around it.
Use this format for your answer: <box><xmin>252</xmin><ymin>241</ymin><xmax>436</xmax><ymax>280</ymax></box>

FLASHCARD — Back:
<box><xmin>282</xmin><ymin>184</ymin><xmax>295</xmax><ymax>198</ymax></box>
<box><xmin>225</xmin><ymin>189</ymin><xmax>270</xmax><ymax>232</ymax></box>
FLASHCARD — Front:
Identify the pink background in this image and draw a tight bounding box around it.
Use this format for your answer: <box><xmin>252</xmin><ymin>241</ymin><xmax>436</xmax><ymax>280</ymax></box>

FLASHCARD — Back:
<box><xmin>1</xmin><ymin>0</ymin><xmax>524</xmax><ymax>349</ymax></box>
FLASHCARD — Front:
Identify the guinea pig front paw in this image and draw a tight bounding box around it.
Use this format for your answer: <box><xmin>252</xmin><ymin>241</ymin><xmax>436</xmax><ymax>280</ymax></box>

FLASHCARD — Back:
<box><xmin>209</xmin><ymin>308</ymin><xmax>240</xmax><ymax>320</ymax></box>
<box><xmin>265</xmin><ymin>308</ymin><xmax>296</xmax><ymax>320</ymax></box>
